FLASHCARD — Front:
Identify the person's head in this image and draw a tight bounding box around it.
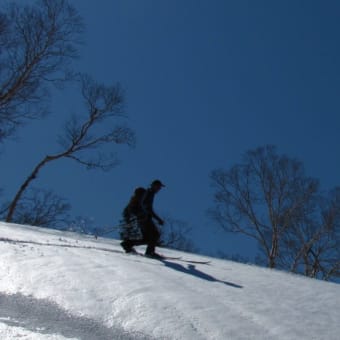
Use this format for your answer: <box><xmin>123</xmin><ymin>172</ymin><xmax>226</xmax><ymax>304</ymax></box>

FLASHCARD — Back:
<box><xmin>150</xmin><ymin>179</ymin><xmax>165</xmax><ymax>193</ymax></box>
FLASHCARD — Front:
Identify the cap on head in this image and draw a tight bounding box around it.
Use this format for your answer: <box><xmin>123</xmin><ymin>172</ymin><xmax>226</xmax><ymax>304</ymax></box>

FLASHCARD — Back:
<box><xmin>151</xmin><ymin>179</ymin><xmax>165</xmax><ymax>188</ymax></box>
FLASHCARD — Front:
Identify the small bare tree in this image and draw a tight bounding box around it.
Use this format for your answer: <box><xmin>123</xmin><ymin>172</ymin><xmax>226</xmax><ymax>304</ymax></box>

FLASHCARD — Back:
<box><xmin>160</xmin><ymin>217</ymin><xmax>198</xmax><ymax>253</ymax></box>
<box><xmin>209</xmin><ymin>145</ymin><xmax>318</xmax><ymax>268</ymax></box>
<box><xmin>67</xmin><ymin>216</ymin><xmax>96</xmax><ymax>235</ymax></box>
<box><xmin>282</xmin><ymin>188</ymin><xmax>340</xmax><ymax>280</ymax></box>
<box><xmin>6</xmin><ymin>74</ymin><xmax>135</xmax><ymax>222</ymax></box>
<box><xmin>0</xmin><ymin>0</ymin><xmax>83</xmax><ymax>142</ymax></box>
<box><xmin>2</xmin><ymin>187</ymin><xmax>71</xmax><ymax>229</ymax></box>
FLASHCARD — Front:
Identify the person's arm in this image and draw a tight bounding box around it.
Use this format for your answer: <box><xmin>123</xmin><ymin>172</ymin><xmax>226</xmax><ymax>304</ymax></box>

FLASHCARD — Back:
<box><xmin>152</xmin><ymin>211</ymin><xmax>164</xmax><ymax>225</ymax></box>
<box><xmin>142</xmin><ymin>191</ymin><xmax>164</xmax><ymax>225</ymax></box>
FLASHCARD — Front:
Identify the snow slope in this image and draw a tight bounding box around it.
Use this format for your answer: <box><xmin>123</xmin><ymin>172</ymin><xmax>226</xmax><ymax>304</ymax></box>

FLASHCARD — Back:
<box><xmin>0</xmin><ymin>222</ymin><xmax>339</xmax><ymax>340</ymax></box>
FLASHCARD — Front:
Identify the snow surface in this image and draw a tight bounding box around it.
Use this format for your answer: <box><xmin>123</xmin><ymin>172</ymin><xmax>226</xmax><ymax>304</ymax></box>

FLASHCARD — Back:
<box><xmin>0</xmin><ymin>222</ymin><xmax>339</xmax><ymax>340</ymax></box>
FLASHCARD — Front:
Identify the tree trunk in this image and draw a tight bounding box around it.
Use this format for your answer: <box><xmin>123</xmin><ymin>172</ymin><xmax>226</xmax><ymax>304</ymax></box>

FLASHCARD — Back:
<box><xmin>269</xmin><ymin>232</ymin><xmax>278</xmax><ymax>268</ymax></box>
<box><xmin>6</xmin><ymin>155</ymin><xmax>54</xmax><ymax>222</ymax></box>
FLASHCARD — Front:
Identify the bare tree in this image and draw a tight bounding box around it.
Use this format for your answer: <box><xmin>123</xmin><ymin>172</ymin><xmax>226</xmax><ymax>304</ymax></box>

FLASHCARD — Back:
<box><xmin>67</xmin><ymin>216</ymin><xmax>97</xmax><ymax>235</ymax></box>
<box><xmin>282</xmin><ymin>188</ymin><xmax>340</xmax><ymax>280</ymax></box>
<box><xmin>6</xmin><ymin>74</ymin><xmax>135</xmax><ymax>222</ymax></box>
<box><xmin>160</xmin><ymin>217</ymin><xmax>198</xmax><ymax>253</ymax></box>
<box><xmin>316</xmin><ymin>188</ymin><xmax>340</xmax><ymax>280</ymax></box>
<box><xmin>209</xmin><ymin>145</ymin><xmax>318</xmax><ymax>268</ymax></box>
<box><xmin>2</xmin><ymin>187</ymin><xmax>71</xmax><ymax>229</ymax></box>
<box><xmin>0</xmin><ymin>0</ymin><xmax>83</xmax><ymax>142</ymax></box>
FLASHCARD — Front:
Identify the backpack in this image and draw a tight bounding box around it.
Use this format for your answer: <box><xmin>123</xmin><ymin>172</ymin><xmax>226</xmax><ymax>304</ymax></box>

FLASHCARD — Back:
<box><xmin>122</xmin><ymin>187</ymin><xmax>146</xmax><ymax>222</ymax></box>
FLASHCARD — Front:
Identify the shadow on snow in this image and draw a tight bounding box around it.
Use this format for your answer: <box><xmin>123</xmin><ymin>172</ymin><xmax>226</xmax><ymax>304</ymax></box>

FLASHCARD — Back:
<box><xmin>161</xmin><ymin>260</ymin><xmax>243</xmax><ymax>288</ymax></box>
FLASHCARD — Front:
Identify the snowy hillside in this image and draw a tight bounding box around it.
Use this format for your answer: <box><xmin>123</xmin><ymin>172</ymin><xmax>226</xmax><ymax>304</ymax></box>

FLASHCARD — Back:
<box><xmin>0</xmin><ymin>222</ymin><xmax>339</xmax><ymax>340</ymax></box>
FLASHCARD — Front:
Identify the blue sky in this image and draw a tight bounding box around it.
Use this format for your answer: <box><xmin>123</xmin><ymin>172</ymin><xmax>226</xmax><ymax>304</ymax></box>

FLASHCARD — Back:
<box><xmin>1</xmin><ymin>0</ymin><xmax>340</xmax><ymax>258</ymax></box>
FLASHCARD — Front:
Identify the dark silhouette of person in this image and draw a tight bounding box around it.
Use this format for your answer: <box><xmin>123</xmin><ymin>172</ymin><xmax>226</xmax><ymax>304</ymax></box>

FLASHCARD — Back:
<box><xmin>120</xmin><ymin>180</ymin><xmax>165</xmax><ymax>258</ymax></box>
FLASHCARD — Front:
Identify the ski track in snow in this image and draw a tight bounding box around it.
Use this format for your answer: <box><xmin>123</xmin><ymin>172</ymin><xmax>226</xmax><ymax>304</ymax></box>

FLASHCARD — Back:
<box><xmin>0</xmin><ymin>233</ymin><xmax>154</xmax><ymax>339</ymax></box>
<box><xmin>0</xmin><ymin>292</ymin><xmax>152</xmax><ymax>340</ymax></box>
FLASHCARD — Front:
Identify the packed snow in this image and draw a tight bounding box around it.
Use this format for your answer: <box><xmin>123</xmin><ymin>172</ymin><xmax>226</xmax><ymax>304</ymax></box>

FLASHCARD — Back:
<box><xmin>0</xmin><ymin>222</ymin><xmax>339</xmax><ymax>339</ymax></box>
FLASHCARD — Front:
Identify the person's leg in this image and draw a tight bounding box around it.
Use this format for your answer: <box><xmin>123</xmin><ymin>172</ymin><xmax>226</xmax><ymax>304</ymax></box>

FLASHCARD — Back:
<box><xmin>120</xmin><ymin>239</ymin><xmax>134</xmax><ymax>252</ymax></box>
<box><xmin>142</xmin><ymin>220</ymin><xmax>160</xmax><ymax>255</ymax></box>
<box><xmin>121</xmin><ymin>219</ymin><xmax>145</xmax><ymax>253</ymax></box>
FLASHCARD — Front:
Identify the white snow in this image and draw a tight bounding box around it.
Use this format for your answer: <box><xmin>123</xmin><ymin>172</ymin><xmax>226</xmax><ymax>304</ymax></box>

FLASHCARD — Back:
<box><xmin>0</xmin><ymin>222</ymin><xmax>339</xmax><ymax>340</ymax></box>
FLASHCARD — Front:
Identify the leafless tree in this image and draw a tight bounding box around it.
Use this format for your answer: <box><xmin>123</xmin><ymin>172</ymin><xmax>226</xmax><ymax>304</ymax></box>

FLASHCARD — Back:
<box><xmin>209</xmin><ymin>145</ymin><xmax>318</xmax><ymax>268</ymax></box>
<box><xmin>2</xmin><ymin>187</ymin><xmax>71</xmax><ymax>229</ymax></box>
<box><xmin>281</xmin><ymin>188</ymin><xmax>340</xmax><ymax>280</ymax></box>
<box><xmin>0</xmin><ymin>0</ymin><xmax>83</xmax><ymax>142</ymax></box>
<box><xmin>160</xmin><ymin>217</ymin><xmax>198</xmax><ymax>253</ymax></box>
<box><xmin>67</xmin><ymin>216</ymin><xmax>97</xmax><ymax>235</ymax></box>
<box><xmin>6</xmin><ymin>74</ymin><xmax>135</xmax><ymax>222</ymax></box>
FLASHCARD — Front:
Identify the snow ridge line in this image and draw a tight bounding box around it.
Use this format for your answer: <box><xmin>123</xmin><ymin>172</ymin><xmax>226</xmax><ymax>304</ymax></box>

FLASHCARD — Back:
<box><xmin>0</xmin><ymin>237</ymin><xmax>121</xmax><ymax>255</ymax></box>
<box><xmin>0</xmin><ymin>237</ymin><xmax>212</xmax><ymax>265</ymax></box>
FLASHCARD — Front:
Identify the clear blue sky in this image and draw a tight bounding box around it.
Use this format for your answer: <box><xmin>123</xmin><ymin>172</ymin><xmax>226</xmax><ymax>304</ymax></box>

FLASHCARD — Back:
<box><xmin>2</xmin><ymin>0</ymin><xmax>340</xmax><ymax>258</ymax></box>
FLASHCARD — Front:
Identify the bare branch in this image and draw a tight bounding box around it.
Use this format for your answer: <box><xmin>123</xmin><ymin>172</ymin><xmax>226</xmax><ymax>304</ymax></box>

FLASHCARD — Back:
<box><xmin>5</xmin><ymin>187</ymin><xmax>71</xmax><ymax>229</ymax></box>
<box><xmin>6</xmin><ymin>75</ymin><xmax>135</xmax><ymax>222</ymax></box>
<box><xmin>0</xmin><ymin>0</ymin><xmax>83</xmax><ymax>142</ymax></box>
<box><xmin>210</xmin><ymin>145</ymin><xmax>319</xmax><ymax>269</ymax></box>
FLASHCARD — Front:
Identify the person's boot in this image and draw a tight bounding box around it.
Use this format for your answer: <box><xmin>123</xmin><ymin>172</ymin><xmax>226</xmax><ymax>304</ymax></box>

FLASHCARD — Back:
<box><xmin>120</xmin><ymin>240</ymin><xmax>135</xmax><ymax>253</ymax></box>
<box><xmin>148</xmin><ymin>252</ymin><xmax>164</xmax><ymax>260</ymax></box>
